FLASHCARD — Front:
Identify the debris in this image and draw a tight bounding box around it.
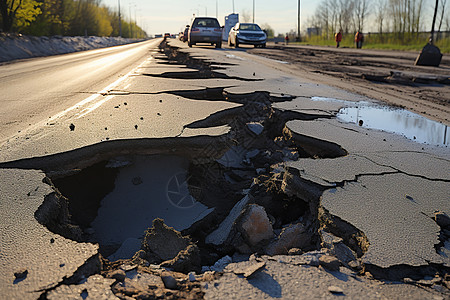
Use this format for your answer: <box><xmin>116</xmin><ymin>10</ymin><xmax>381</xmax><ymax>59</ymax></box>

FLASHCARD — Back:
<box><xmin>321</xmin><ymin>231</ymin><xmax>357</xmax><ymax>264</ymax></box>
<box><xmin>348</xmin><ymin>260</ymin><xmax>363</xmax><ymax>271</ymax></box>
<box><xmin>236</xmin><ymin>261</ymin><xmax>266</xmax><ymax>278</ymax></box>
<box><xmin>161</xmin><ymin>272</ymin><xmax>178</xmax><ymax>290</ymax></box>
<box><xmin>188</xmin><ymin>272</ymin><xmax>196</xmax><ymax>282</ymax></box>
<box><xmin>69</xmin><ymin>123</ymin><xmax>75</xmax><ymax>131</ymax></box>
<box><xmin>288</xmin><ymin>248</ymin><xmax>303</xmax><ymax>255</ymax></box>
<box><xmin>319</xmin><ymin>255</ymin><xmax>340</xmax><ymax>271</ymax></box>
<box><xmin>13</xmin><ymin>269</ymin><xmax>28</xmax><ymax>281</ymax></box>
<box><xmin>206</xmin><ymin>256</ymin><xmax>233</xmax><ymax>272</ymax></box>
<box><xmin>435</xmin><ymin>211</ymin><xmax>450</xmax><ymax>229</ymax></box>
<box><xmin>247</xmin><ymin>122</ymin><xmax>264</xmax><ymax>135</ymax></box>
<box><xmin>107</xmin><ymin>270</ymin><xmax>126</xmax><ymax>282</ymax></box>
<box><xmin>328</xmin><ymin>285</ymin><xmax>344</xmax><ymax>294</ymax></box>
<box><xmin>266</xmin><ymin>223</ymin><xmax>311</xmax><ymax>256</ymax></box>
<box><xmin>134</xmin><ymin>125</ymin><xmax>138</xmax><ymax>130</ymax></box>
<box><xmin>206</xmin><ymin>195</ymin><xmax>250</xmax><ymax>245</ymax></box>
<box><xmin>142</xmin><ymin>218</ymin><xmax>191</xmax><ymax>262</ymax></box>
<box><xmin>238</xmin><ymin>204</ymin><xmax>274</xmax><ymax>247</ymax></box>
<box><xmin>160</xmin><ymin>244</ymin><xmax>201</xmax><ymax>273</ymax></box>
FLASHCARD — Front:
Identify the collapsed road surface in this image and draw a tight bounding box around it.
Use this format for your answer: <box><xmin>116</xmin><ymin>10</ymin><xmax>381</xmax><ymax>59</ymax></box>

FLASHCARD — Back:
<box><xmin>0</xmin><ymin>37</ymin><xmax>449</xmax><ymax>299</ymax></box>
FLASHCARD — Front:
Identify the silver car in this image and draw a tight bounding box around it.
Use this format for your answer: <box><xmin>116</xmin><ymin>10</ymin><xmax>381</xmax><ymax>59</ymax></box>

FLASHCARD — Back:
<box><xmin>228</xmin><ymin>23</ymin><xmax>267</xmax><ymax>48</ymax></box>
<box><xmin>188</xmin><ymin>17</ymin><xmax>222</xmax><ymax>48</ymax></box>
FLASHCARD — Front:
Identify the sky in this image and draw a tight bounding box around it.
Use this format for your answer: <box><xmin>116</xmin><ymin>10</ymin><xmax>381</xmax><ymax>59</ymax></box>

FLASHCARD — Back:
<box><xmin>101</xmin><ymin>0</ymin><xmax>317</xmax><ymax>36</ymax></box>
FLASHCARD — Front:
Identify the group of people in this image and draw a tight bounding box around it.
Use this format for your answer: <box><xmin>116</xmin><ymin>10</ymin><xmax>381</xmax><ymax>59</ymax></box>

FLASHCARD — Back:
<box><xmin>334</xmin><ymin>30</ymin><xmax>364</xmax><ymax>49</ymax></box>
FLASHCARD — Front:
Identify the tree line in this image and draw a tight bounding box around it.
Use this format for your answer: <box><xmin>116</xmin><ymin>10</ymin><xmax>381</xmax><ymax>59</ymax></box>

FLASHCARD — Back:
<box><xmin>307</xmin><ymin>0</ymin><xmax>448</xmax><ymax>39</ymax></box>
<box><xmin>0</xmin><ymin>0</ymin><xmax>146</xmax><ymax>38</ymax></box>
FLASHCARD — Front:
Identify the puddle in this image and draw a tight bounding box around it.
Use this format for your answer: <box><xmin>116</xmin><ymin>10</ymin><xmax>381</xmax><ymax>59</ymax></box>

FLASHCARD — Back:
<box><xmin>313</xmin><ymin>97</ymin><xmax>449</xmax><ymax>146</ymax></box>
<box><xmin>90</xmin><ymin>155</ymin><xmax>214</xmax><ymax>260</ymax></box>
<box><xmin>338</xmin><ymin>105</ymin><xmax>449</xmax><ymax>146</ymax></box>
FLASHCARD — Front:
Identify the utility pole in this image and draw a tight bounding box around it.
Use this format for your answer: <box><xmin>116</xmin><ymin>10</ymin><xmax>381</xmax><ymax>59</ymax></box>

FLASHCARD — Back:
<box><xmin>253</xmin><ymin>0</ymin><xmax>255</xmax><ymax>23</ymax></box>
<box><xmin>232</xmin><ymin>0</ymin><xmax>235</xmax><ymax>13</ymax></box>
<box><xmin>297</xmin><ymin>0</ymin><xmax>301</xmax><ymax>41</ymax></box>
<box><xmin>431</xmin><ymin>0</ymin><xmax>439</xmax><ymax>43</ymax></box>
<box><xmin>118</xmin><ymin>0</ymin><xmax>122</xmax><ymax>37</ymax></box>
<box><xmin>216</xmin><ymin>0</ymin><xmax>218</xmax><ymax>18</ymax></box>
<box><xmin>129</xmin><ymin>3</ymin><xmax>133</xmax><ymax>38</ymax></box>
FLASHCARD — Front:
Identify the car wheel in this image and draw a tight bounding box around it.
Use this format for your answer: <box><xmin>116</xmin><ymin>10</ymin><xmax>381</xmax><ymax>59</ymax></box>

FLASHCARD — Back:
<box><xmin>262</xmin><ymin>43</ymin><xmax>266</xmax><ymax>48</ymax></box>
<box><xmin>228</xmin><ymin>38</ymin><xmax>232</xmax><ymax>47</ymax></box>
<box><xmin>188</xmin><ymin>41</ymin><xmax>192</xmax><ymax>47</ymax></box>
<box><xmin>216</xmin><ymin>42</ymin><xmax>222</xmax><ymax>48</ymax></box>
<box><xmin>235</xmin><ymin>39</ymin><xmax>239</xmax><ymax>48</ymax></box>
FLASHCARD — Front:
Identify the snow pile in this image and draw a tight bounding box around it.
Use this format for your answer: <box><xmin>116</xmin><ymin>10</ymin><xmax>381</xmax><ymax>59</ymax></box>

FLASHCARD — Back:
<box><xmin>0</xmin><ymin>33</ymin><xmax>145</xmax><ymax>63</ymax></box>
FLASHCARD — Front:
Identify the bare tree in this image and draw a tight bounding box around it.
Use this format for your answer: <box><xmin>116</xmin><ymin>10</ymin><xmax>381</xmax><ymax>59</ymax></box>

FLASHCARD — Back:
<box><xmin>353</xmin><ymin>0</ymin><xmax>370</xmax><ymax>31</ymax></box>
<box><xmin>375</xmin><ymin>0</ymin><xmax>388</xmax><ymax>34</ymax></box>
<box><xmin>240</xmin><ymin>9</ymin><xmax>251</xmax><ymax>22</ymax></box>
<box><xmin>437</xmin><ymin>0</ymin><xmax>447</xmax><ymax>32</ymax></box>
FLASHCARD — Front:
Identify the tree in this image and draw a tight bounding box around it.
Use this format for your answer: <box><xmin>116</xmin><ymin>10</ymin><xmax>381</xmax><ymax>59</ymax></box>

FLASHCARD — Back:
<box><xmin>353</xmin><ymin>0</ymin><xmax>369</xmax><ymax>32</ymax></box>
<box><xmin>241</xmin><ymin>9</ymin><xmax>251</xmax><ymax>22</ymax></box>
<box><xmin>0</xmin><ymin>0</ymin><xmax>41</xmax><ymax>32</ymax></box>
<box><xmin>375</xmin><ymin>0</ymin><xmax>387</xmax><ymax>34</ymax></box>
<box><xmin>260</xmin><ymin>23</ymin><xmax>274</xmax><ymax>38</ymax></box>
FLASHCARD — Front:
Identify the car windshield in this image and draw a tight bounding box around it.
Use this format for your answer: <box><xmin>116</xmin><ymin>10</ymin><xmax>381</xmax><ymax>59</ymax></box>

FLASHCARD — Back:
<box><xmin>193</xmin><ymin>19</ymin><xmax>220</xmax><ymax>28</ymax></box>
<box><xmin>239</xmin><ymin>24</ymin><xmax>262</xmax><ymax>31</ymax></box>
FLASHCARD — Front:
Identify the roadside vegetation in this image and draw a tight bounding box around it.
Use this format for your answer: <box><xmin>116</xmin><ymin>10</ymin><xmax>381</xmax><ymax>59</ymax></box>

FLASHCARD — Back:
<box><xmin>285</xmin><ymin>0</ymin><xmax>450</xmax><ymax>53</ymax></box>
<box><xmin>0</xmin><ymin>0</ymin><xmax>146</xmax><ymax>38</ymax></box>
<box><xmin>300</xmin><ymin>33</ymin><xmax>450</xmax><ymax>53</ymax></box>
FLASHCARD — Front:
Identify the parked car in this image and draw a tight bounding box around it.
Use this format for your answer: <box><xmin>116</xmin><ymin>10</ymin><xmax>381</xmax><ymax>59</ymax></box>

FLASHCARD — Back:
<box><xmin>188</xmin><ymin>17</ymin><xmax>222</xmax><ymax>48</ymax></box>
<box><xmin>182</xmin><ymin>25</ymin><xmax>190</xmax><ymax>42</ymax></box>
<box><xmin>228</xmin><ymin>23</ymin><xmax>267</xmax><ymax>48</ymax></box>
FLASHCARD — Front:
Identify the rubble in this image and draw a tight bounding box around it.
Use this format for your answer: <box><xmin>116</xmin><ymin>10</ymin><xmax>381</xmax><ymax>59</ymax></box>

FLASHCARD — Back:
<box><xmin>238</xmin><ymin>204</ymin><xmax>274</xmax><ymax>247</ymax></box>
<box><xmin>265</xmin><ymin>223</ymin><xmax>312</xmax><ymax>256</ymax></box>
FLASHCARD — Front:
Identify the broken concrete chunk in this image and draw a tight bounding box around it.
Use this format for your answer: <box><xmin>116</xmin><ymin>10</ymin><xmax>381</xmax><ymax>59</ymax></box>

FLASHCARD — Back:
<box><xmin>239</xmin><ymin>262</ymin><xmax>266</xmax><ymax>278</ymax></box>
<box><xmin>239</xmin><ymin>204</ymin><xmax>274</xmax><ymax>247</ymax></box>
<box><xmin>328</xmin><ymin>285</ymin><xmax>344</xmax><ymax>294</ymax></box>
<box><xmin>204</xmin><ymin>255</ymin><xmax>233</xmax><ymax>272</ymax></box>
<box><xmin>265</xmin><ymin>223</ymin><xmax>311</xmax><ymax>256</ymax></box>
<box><xmin>142</xmin><ymin>218</ymin><xmax>191</xmax><ymax>262</ymax></box>
<box><xmin>319</xmin><ymin>255</ymin><xmax>340</xmax><ymax>271</ymax></box>
<box><xmin>246</xmin><ymin>122</ymin><xmax>264</xmax><ymax>135</ymax></box>
<box><xmin>161</xmin><ymin>272</ymin><xmax>178</xmax><ymax>290</ymax></box>
<box><xmin>160</xmin><ymin>244</ymin><xmax>201</xmax><ymax>274</ymax></box>
<box><xmin>13</xmin><ymin>269</ymin><xmax>28</xmax><ymax>282</ymax></box>
<box><xmin>206</xmin><ymin>195</ymin><xmax>250</xmax><ymax>245</ymax></box>
<box><xmin>321</xmin><ymin>230</ymin><xmax>356</xmax><ymax>264</ymax></box>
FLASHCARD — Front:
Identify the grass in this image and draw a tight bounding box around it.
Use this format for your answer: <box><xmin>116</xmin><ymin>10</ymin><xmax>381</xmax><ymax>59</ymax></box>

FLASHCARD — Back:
<box><xmin>294</xmin><ymin>33</ymin><xmax>450</xmax><ymax>53</ymax></box>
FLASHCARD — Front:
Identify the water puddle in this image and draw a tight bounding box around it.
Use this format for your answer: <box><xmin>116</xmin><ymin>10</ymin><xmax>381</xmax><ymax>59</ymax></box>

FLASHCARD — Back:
<box><xmin>313</xmin><ymin>97</ymin><xmax>449</xmax><ymax>146</ymax></box>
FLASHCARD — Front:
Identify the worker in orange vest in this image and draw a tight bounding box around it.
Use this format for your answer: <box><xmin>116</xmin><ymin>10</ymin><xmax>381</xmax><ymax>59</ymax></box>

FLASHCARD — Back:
<box><xmin>355</xmin><ymin>31</ymin><xmax>364</xmax><ymax>49</ymax></box>
<box><xmin>335</xmin><ymin>30</ymin><xmax>342</xmax><ymax>48</ymax></box>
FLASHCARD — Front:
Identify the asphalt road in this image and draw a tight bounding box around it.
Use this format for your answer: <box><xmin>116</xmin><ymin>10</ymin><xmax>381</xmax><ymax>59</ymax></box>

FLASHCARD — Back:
<box><xmin>0</xmin><ymin>39</ymin><xmax>159</xmax><ymax>143</ymax></box>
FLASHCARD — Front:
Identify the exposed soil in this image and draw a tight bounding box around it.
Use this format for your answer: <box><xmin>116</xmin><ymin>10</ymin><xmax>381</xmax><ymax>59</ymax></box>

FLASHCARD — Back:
<box><xmin>248</xmin><ymin>44</ymin><xmax>450</xmax><ymax>125</ymax></box>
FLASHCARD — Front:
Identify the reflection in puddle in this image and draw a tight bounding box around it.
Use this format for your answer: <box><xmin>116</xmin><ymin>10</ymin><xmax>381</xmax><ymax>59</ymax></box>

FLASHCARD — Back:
<box><xmin>338</xmin><ymin>105</ymin><xmax>448</xmax><ymax>146</ymax></box>
<box><xmin>312</xmin><ymin>97</ymin><xmax>448</xmax><ymax>146</ymax></box>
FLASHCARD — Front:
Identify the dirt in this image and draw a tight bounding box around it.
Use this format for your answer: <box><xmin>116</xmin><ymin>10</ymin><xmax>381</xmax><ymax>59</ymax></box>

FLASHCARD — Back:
<box><xmin>248</xmin><ymin>45</ymin><xmax>450</xmax><ymax>125</ymax></box>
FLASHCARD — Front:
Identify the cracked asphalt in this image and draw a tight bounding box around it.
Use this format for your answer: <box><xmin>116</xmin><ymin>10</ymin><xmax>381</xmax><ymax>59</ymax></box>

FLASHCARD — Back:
<box><xmin>0</xmin><ymin>38</ymin><xmax>449</xmax><ymax>299</ymax></box>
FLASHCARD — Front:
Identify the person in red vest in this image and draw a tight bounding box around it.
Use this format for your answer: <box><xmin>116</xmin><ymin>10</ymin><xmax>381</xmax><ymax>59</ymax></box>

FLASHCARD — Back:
<box><xmin>335</xmin><ymin>30</ymin><xmax>342</xmax><ymax>48</ymax></box>
<box><xmin>285</xmin><ymin>34</ymin><xmax>289</xmax><ymax>45</ymax></box>
<box><xmin>355</xmin><ymin>31</ymin><xmax>364</xmax><ymax>49</ymax></box>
